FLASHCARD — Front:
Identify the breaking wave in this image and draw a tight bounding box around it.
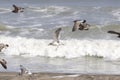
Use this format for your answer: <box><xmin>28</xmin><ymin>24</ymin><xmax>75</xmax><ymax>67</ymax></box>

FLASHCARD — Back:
<box><xmin>0</xmin><ymin>35</ymin><xmax>119</xmax><ymax>60</ymax></box>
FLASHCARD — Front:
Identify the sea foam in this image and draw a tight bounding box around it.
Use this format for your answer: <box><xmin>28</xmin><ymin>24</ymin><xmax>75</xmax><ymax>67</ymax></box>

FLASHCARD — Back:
<box><xmin>112</xmin><ymin>9</ymin><xmax>120</xmax><ymax>21</ymax></box>
<box><xmin>28</xmin><ymin>6</ymin><xmax>70</xmax><ymax>13</ymax></box>
<box><xmin>0</xmin><ymin>35</ymin><xmax>120</xmax><ymax>60</ymax></box>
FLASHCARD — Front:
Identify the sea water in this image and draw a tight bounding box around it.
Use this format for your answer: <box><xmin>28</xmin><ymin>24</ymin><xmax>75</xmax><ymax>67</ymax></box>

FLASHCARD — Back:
<box><xmin>0</xmin><ymin>0</ymin><xmax>120</xmax><ymax>74</ymax></box>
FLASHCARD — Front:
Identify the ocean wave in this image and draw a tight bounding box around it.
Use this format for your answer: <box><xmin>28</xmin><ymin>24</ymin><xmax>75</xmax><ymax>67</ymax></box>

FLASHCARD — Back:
<box><xmin>29</xmin><ymin>6</ymin><xmax>70</xmax><ymax>12</ymax></box>
<box><xmin>29</xmin><ymin>6</ymin><xmax>70</xmax><ymax>18</ymax></box>
<box><xmin>93</xmin><ymin>6</ymin><xmax>101</xmax><ymax>10</ymax></box>
<box><xmin>0</xmin><ymin>8</ymin><xmax>11</xmax><ymax>13</ymax></box>
<box><xmin>0</xmin><ymin>24</ymin><xmax>11</xmax><ymax>31</ymax></box>
<box><xmin>0</xmin><ymin>35</ymin><xmax>119</xmax><ymax>60</ymax></box>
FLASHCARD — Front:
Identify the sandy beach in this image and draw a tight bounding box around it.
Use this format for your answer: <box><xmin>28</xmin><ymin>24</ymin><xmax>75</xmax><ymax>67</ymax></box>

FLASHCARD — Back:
<box><xmin>0</xmin><ymin>72</ymin><xmax>120</xmax><ymax>80</ymax></box>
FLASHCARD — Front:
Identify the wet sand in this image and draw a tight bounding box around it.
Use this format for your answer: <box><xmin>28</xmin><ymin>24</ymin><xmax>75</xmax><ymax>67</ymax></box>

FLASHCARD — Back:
<box><xmin>0</xmin><ymin>72</ymin><xmax>120</xmax><ymax>80</ymax></box>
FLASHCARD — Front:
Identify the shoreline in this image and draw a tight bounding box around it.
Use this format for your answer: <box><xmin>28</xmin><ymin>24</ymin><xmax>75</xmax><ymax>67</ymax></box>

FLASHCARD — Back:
<box><xmin>0</xmin><ymin>72</ymin><xmax>120</xmax><ymax>80</ymax></box>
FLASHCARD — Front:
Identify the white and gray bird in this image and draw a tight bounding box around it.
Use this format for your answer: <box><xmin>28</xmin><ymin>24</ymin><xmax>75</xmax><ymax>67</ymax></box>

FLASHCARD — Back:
<box><xmin>0</xmin><ymin>59</ymin><xmax>7</xmax><ymax>69</ymax></box>
<box><xmin>19</xmin><ymin>65</ymin><xmax>32</xmax><ymax>76</ymax></box>
<box><xmin>49</xmin><ymin>28</ymin><xmax>62</xmax><ymax>46</ymax></box>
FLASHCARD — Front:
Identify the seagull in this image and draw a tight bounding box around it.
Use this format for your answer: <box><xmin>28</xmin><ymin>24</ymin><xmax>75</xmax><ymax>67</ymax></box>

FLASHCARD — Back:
<box><xmin>12</xmin><ymin>4</ymin><xmax>24</xmax><ymax>13</ymax></box>
<box><xmin>0</xmin><ymin>59</ymin><xmax>7</xmax><ymax>69</ymax></box>
<box><xmin>49</xmin><ymin>28</ymin><xmax>62</xmax><ymax>46</ymax></box>
<box><xmin>108</xmin><ymin>30</ymin><xmax>120</xmax><ymax>38</ymax></box>
<box><xmin>0</xmin><ymin>43</ymin><xmax>9</xmax><ymax>52</ymax></box>
<box><xmin>19</xmin><ymin>65</ymin><xmax>32</xmax><ymax>76</ymax></box>
<box><xmin>72</xmin><ymin>20</ymin><xmax>90</xmax><ymax>32</ymax></box>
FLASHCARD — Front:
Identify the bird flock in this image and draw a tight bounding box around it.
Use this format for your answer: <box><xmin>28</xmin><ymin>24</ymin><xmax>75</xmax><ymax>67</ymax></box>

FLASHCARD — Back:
<box><xmin>0</xmin><ymin>4</ymin><xmax>119</xmax><ymax>76</ymax></box>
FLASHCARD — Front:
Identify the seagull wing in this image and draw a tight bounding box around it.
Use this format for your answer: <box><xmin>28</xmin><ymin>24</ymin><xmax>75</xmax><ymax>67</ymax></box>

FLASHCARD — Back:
<box><xmin>72</xmin><ymin>25</ymin><xmax>78</xmax><ymax>32</ymax></box>
<box><xmin>108</xmin><ymin>30</ymin><xmax>120</xmax><ymax>35</ymax></box>
<box><xmin>13</xmin><ymin>5</ymin><xmax>19</xmax><ymax>10</ymax></box>
<box><xmin>0</xmin><ymin>61</ymin><xmax>7</xmax><ymax>69</ymax></box>
<box><xmin>54</xmin><ymin>28</ymin><xmax>62</xmax><ymax>43</ymax></box>
<box><xmin>72</xmin><ymin>20</ymin><xmax>81</xmax><ymax>32</ymax></box>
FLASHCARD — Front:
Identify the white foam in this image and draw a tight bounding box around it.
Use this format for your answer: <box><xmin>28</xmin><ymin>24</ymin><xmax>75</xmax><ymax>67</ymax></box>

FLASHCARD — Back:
<box><xmin>38</xmin><ymin>74</ymin><xmax>79</xmax><ymax>79</ymax></box>
<box><xmin>29</xmin><ymin>6</ymin><xmax>70</xmax><ymax>14</ymax></box>
<box><xmin>112</xmin><ymin>9</ymin><xmax>120</xmax><ymax>21</ymax></box>
<box><xmin>0</xmin><ymin>35</ymin><xmax>120</xmax><ymax>60</ymax></box>
<box><xmin>52</xmin><ymin>74</ymin><xmax>79</xmax><ymax>78</ymax></box>
<box><xmin>30</xmin><ymin>24</ymin><xmax>42</xmax><ymax>27</ymax></box>
<box><xmin>0</xmin><ymin>8</ymin><xmax>11</xmax><ymax>13</ymax></box>
<box><xmin>41</xmin><ymin>14</ymin><xmax>54</xmax><ymax>18</ymax></box>
<box><xmin>93</xmin><ymin>6</ymin><xmax>101</xmax><ymax>10</ymax></box>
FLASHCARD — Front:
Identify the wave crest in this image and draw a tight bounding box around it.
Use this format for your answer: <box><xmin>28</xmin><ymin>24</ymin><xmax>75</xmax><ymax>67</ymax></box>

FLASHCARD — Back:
<box><xmin>0</xmin><ymin>36</ymin><xmax>119</xmax><ymax>60</ymax></box>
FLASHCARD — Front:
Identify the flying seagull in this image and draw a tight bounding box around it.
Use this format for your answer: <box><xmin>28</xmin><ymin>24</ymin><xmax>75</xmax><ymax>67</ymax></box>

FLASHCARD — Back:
<box><xmin>49</xmin><ymin>28</ymin><xmax>62</xmax><ymax>46</ymax></box>
<box><xmin>12</xmin><ymin>4</ymin><xmax>24</xmax><ymax>13</ymax></box>
<box><xmin>72</xmin><ymin>20</ymin><xmax>90</xmax><ymax>32</ymax></box>
<box><xmin>108</xmin><ymin>30</ymin><xmax>120</xmax><ymax>38</ymax></box>
<box><xmin>0</xmin><ymin>59</ymin><xmax>7</xmax><ymax>69</ymax></box>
